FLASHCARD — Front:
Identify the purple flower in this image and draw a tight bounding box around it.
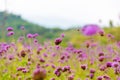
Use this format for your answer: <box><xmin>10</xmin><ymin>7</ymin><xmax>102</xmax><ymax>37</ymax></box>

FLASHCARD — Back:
<box><xmin>112</xmin><ymin>62</ymin><xmax>119</xmax><ymax>68</ymax></box>
<box><xmin>54</xmin><ymin>70</ymin><xmax>61</xmax><ymax>77</ymax></box>
<box><xmin>55</xmin><ymin>38</ymin><xmax>62</xmax><ymax>45</ymax></box>
<box><xmin>117</xmin><ymin>77</ymin><xmax>120</xmax><ymax>80</ymax></box>
<box><xmin>7</xmin><ymin>31</ymin><xmax>14</xmax><ymax>36</ymax></box>
<box><xmin>39</xmin><ymin>58</ymin><xmax>45</xmax><ymax>63</ymax></box>
<box><xmin>99</xmin><ymin>52</ymin><xmax>104</xmax><ymax>57</ymax></box>
<box><xmin>61</xmin><ymin>33</ymin><xmax>65</xmax><ymax>38</ymax></box>
<box><xmin>99</xmin><ymin>56</ymin><xmax>104</xmax><ymax>62</ymax></box>
<box><xmin>68</xmin><ymin>75</ymin><xmax>74</xmax><ymax>80</ymax></box>
<box><xmin>81</xmin><ymin>24</ymin><xmax>101</xmax><ymax>36</ymax></box>
<box><xmin>90</xmin><ymin>69</ymin><xmax>96</xmax><ymax>73</ymax></box>
<box><xmin>33</xmin><ymin>33</ymin><xmax>39</xmax><ymax>38</ymax></box>
<box><xmin>27</xmin><ymin>33</ymin><xmax>33</xmax><ymax>38</ymax></box>
<box><xmin>97</xmin><ymin>76</ymin><xmax>103</xmax><ymax>80</ymax></box>
<box><xmin>99</xmin><ymin>65</ymin><xmax>106</xmax><ymax>71</ymax></box>
<box><xmin>106</xmin><ymin>62</ymin><xmax>112</xmax><ymax>67</ymax></box>
<box><xmin>51</xmin><ymin>64</ymin><xmax>56</xmax><ymax>69</ymax></box>
<box><xmin>18</xmin><ymin>36</ymin><xmax>24</xmax><ymax>42</ymax></box>
<box><xmin>103</xmin><ymin>75</ymin><xmax>111</xmax><ymax>80</ymax></box>
<box><xmin>7</xmin><ymin>54</ymin><xmax>14</xmax><ymax>60</ymax></box>
<box><xmin>81</xmin><ymin>64</ymin><xmax>87</xmax><ymax>70</ymax></box>
<box><xmin>22</xmin><ymin>69</ymin><xmax>29</xmax><ymax>73</ymax></box>
<box><xmin>89</xmin><ymin>73</ymin><xmax>94</xmax><ymax>79</ymax></box>
<box><xmin>34</xmin><ymin>39</ymin><xmax>38</xmax><ymax>43</ymax></box>
<box><xmin>7</xmin><ymin>27</ymin><xmax>13</xmax><ymax>31</ymax></box>
<box><xmin>33</xmin><ymin>68</ymin><xmax>46</xmax><ymax>80</ymax></box>
<box><xmin>62</xmin><ymin>66</ymin><xmax>70</xmax><ymax>72</ymax></box>
<box><xmin>17</xmin><ymin>67</ymin><xmax>25</xmax><ymax>71</ymax></box>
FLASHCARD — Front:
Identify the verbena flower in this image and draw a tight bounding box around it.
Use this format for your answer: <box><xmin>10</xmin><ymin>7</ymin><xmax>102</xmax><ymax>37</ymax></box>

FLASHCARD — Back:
<box><xmin>54</xmin><ymin>38</ymin><xmax>62</xmax><ymax>45</ymax></box>
<box><xmin>33</xmin><ymin>68</ymin><xmax>46</xmax><ymax>80</ymax></box>
<box><xmin>7</xmin><ymin>31</ymin><xmax>14</xmax><ymax>36</ymax></box>
<box><xmin>27</xmin><ymin>33</ymin><xmax>33</xmax><ymax>38</ymax></box>
<box><xmin>81</xmin><ymin>24</ymin><xmax>101</xmax><ymax>36</ymax></box>
<box><xmin>7</xmin><ymin>27</ymin><xmax>13</xmax><ymax>31</ymax></box>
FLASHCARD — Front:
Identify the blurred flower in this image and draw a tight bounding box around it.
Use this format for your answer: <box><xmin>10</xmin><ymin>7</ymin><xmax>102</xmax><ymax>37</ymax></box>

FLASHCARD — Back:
<box><xmin>17</xmin><ymin>67</ymin><xmax>25</xmax><ymax>71</ymax></box>
<box><xmin>81</xmin><ymin>64</ymin><xmax>87</xmax><ymax>70</ymax></box>
<box><xmin>33</xmin><ymin>68</ymin><xmax>46</xmax><ymax>80</ymax></box>
<box><xmin>34</xmin><ymin>39</ymin><xmax>38</xmax><ymax>43</ymax></box>
<box><xmin>99</xmin><ymin>52</ymin><xmax>104</xmax><ymax>57</ymax></box>
<box><xmin>33</xmin><ymin>33</ymin><xmax>39</xmax><ymax>38</ymax></box>
<box><xmin>55</xmin><ymin>38</ymin><xmax>62</xmax><ymax>45</ymax></box>
<box><xmin>99</xmin><ymin>56</ymin><xmax>104</xmax><ymax>62</ymax></box>
<box><xmin>68</xmin><ymin>75</ymin><xmax>74</xmax><ymax>80</ymax></box>
<box><xmin>54</xmin><ymin>70</ymin><xmax>61</xmax><ymax>77</ymax></box>
<box><xmin>97</xmin><ymin>76</ymin><xmax>103</xmax><ymax>80</ymax></box>
<box><xmin>106</xmin><ymin>62</ymin><xmax>112</xmax><ymax>67</ymax></box>
<box><xmin>61</xmin><ymin>33</ymin><xmax>65</xmax><ymax>38</ymax></box>
<box><xmin>39</xmin><ymin>58</ymin><xmax>45</xmax><ymax>63</ymax></box>
<box><xmin>7</xmin><ymin>31</ymin><xmax>14</xmax><ymax>36</ymax></box>
<box><xmin>7</xmin><ymin>54</ymin><xmax>14</xmax><ymax>60</ymax></box>
<box><xmin>117</xmin><ymin>77</ymin><xmax>120</xmax><ymax>80</ymax></box>
<box><xmin>20</xmin><ymin>50</ymin><xmax>26</xmax><ymax>57</ymax></box>
<box><xmin>90</xmin><ymin>69</ymin><xmax>96</xmax><ymax>73</ymax></box>
<box><xmin>81</xmin><ymin>24</ymin><xmax>101</xmax><ymax>36</ymax></box>
<box><xmin>22</xmin><ymin>69</ymin><xmax>29</xmax><ymax>73</ymax></box>
<box><xmin>27</xmin><ymin>33</ymin><xmax>33</xmax><ymax>38</ymax></box>
<box><xmin>112</xmin><ymin>62</ymin><xmax>119</xmax><ymax>68</ymax></box>
<box><xmin>7</xmin><ymin>27</ymin><xmax>13</xmax><ymax>31</ymax></box>
<box><xmin>89</xmin><ymin>73</ymin><xmax>94</xmax><ymax>79</ymax></box>
<box><xmin>103</xmin><ymin>75</ymin><xmax>111</xmax><ymax>80</ymax></box>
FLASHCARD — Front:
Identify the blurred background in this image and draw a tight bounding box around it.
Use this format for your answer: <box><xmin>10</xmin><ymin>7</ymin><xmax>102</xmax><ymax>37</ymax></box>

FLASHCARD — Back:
<box><xmin>0</xmin><ymin>0</ymin><xmax>120</xmax><ymax>46</ymax></box>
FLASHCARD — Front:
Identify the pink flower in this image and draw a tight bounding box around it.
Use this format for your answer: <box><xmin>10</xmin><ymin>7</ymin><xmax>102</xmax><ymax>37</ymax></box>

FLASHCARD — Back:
<box><xmin>7</xmin><ymin>31</ymin><xmax>14</xmax><ymax>36</ymax></box>
<box><xmin>55</xmin><ymin>38</ymin><xmax>62</xmax><ymax>45</ymax></box>
<box><xmin>7</xmin><ymin>27</ymin><xmax>13</xmax><ymax>31</ymax></box>
<box><xmin>27</xmin><ymin>33</ymin><xmax>33</xmax><ymax>38</ymax></box>
<box><xmin>81</xmin><ymin>24</ymin><xmax>101</xmax><ymax>36</ymax></box>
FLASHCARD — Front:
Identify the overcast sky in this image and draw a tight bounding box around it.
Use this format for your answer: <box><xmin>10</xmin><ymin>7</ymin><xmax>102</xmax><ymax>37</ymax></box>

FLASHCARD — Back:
<box><xmin>0</xmin><ymin>0</ymin><xmax>120</xmax><ymax>29</ymax></box>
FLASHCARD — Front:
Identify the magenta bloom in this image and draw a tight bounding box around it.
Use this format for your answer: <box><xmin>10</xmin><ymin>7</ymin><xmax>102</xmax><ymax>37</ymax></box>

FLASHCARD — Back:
<box><xmin>81</xmin><ymin>24</ymin><xmax>101</xmax><ymax>36</ymax></box>
<box><xmin>7</xmin><ymin>27</ymin><xmax>13</xmax><ymax>31</ymax></box>
<box><xmin>7</xmin><ymin>31</ymin><xmax>14</xmax><ymax>36</ymax></box>
<box><xmin>7</xmin><ymin>54</ymin><xmax>14</xmax><ymax>60</ymax></box>
<box><xmin>33</xmin><ymin>68</ymin><xmax>46</xmax><ymax>80</ymax></box>
<box><xmin>27</xmin><ymin>33</ymin><xmax>33</xmax><ymax>38</ymax></box>
<box><xmin>55</xmin><ymin>38</ymin><xmax>62</xmax><ymax>45</ymax></box>
<box><xmin>117</xmin><ymin>77</ymin><xmax>120</xmax><ymax>80</ymax></box>
<box><xmin>97</xmin><ymin>76</ymin><xmax>103</xmax><ymax>80</ymax></box>
<box><xmin>61</xmin><ymin>33</ymin><xmax>65</xmax><ymax>38</ymax></box>
<box><xmin>33</xmin><ymin>33</ymin><xmax>39</xmax><ymax>38</ymax></box>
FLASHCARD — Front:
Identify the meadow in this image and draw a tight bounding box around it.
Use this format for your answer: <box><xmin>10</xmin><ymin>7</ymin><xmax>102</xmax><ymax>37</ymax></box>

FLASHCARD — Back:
<box><xmin>0</xmin><ymin>25</ymin><xmax>120</xmax><ymax>80</ymax></box>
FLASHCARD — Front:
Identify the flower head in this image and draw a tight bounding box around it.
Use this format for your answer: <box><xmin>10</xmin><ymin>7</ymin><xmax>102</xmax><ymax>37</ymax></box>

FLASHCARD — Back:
<box><xmin>81</xmin><ymin>24</ymin><xmax>101</xmax><ymax>36</ymax></box>
<box><xmin>55</xmin><ymin>38</ymin><xmax>62</xmax><ymax>45</ymax></box>
<box><xmin>7</xmin><ymin>31</ymin><xmax>14</xmax><ymax>36</ymax></box>
<box><xmin>7</xmin><ymin>27</ymin><xmax>13</xmax><ymax>31</ymax></box>
<box><xmin>33</xmin><ymin>68</ymin><xmax>46</xmax><ymax>80</ymax></box>
<box><xmin>27</xmin><ymin>33</ymin><xmax>33</xmax><ymax>38</ymax></box>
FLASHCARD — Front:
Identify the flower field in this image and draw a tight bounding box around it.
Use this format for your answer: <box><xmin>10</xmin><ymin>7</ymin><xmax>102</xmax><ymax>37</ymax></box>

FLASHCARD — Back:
<box><xmin>0</xmin><ymin>25</ymin><xmax>120</xmax><ymax>80</ymax></box>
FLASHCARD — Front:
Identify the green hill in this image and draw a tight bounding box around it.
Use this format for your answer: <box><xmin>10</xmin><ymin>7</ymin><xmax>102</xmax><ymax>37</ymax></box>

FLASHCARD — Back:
<box><xmin>0</xmin><ymin>12</ymin><xmax>64</xmax><ymax>41</ymax></box>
